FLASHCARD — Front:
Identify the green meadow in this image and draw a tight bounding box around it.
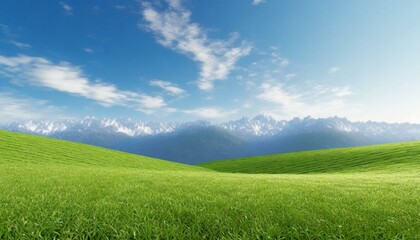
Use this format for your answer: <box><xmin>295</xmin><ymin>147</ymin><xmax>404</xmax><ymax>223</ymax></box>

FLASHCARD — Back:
<box><xmin>0</xmin><ymin>130</ymin><xmax>419</xmax><ymax>239</ymax></box>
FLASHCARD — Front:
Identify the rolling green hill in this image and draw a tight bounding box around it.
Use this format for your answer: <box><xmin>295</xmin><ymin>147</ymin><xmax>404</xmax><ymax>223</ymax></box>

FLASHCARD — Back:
<box><xmin>200</xmin><ymin>141</ymin><xmax>420</xmax><ymax>174</ymax></box>
<box><xmin>0</xmin><ymin>130</ymin><xmax>419</xmax><ymax>239</ymax></box>
<box><xmin>0</xmin><ymin>130</ymin><xmax>205</xmax><ymax>171</ymax></box>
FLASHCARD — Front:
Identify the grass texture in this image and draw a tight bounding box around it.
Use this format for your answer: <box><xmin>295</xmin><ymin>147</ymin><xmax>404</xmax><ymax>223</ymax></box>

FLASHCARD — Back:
<box><xmin>0</xmin><ymin>130</ymin><xmax>419</xmax><ymax>239</ymax></box>
<box><xmin>200</xmin><ymin>142</ymin><xmax>420</xmax><ymax>174</ymax></box>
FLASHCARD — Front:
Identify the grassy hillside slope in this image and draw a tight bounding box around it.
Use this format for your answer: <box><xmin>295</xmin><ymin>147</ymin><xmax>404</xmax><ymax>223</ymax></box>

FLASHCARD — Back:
<box><xmin>200</xmin><ymin>141</ymin><xmax>420</xmax><ymax>174</ymax></box>
<box><xmin>0</xmin><ymin>130</ymin><xmax>205</xmax><ymax>171</ymax></box>
<box><xmin>0</xmin><ymin>130</ymin><xmax>419</xmax><ymax>239</ymax></box>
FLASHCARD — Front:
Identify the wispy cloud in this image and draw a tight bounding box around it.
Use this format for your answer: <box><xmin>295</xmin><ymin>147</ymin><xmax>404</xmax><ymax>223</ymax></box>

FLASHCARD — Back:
<box><xmin>138</xmin><ymin>95</ymin><xmax>166</xmax><ymax>109</ymax></box>
<box><xmin>252</xmin><ymin>0</ymin><xmax>266</xmax><ymax>5</ymax></box>
<box><xmin>311</xmin><ymin>85</ymin><xmax>352</xmax><ymax>97</ymax></box>
<box><xmin>183</xmin><ymin>107</ymin><xmax>236</xmax><ymax>119</ymax></box>
<box><xmin>285</xmin><ymin>73</ymin><xmax>297</xmax><ymax>81</ymax></box>
<box><xmin>257</xmin><ymin>83</ymin><xmax>303</xmax><ymax>111</ymax></box>
<box><xmin>0</xmin><ymin>24</ymin><xmax>31</xmax><ymax>49</ymax></box>
<box><xmin>150</xmin><ymin>80</ymin><xmax>186</xmax><ymax>96</ymax></box>
<box><xmin>60</xmin><ymin>1</ymin><xmax>73</xmax><ymax>15</ymax></box>
<box><xmin>271</xmin><ymin>52</ymin><xmax>289</xmax><ymax>67</ymax></box>
<box><xmin>257</xmin><ymin>81</ymin><xmax>352</xmax><ymax>119</ymax></box>
<box><xmin>0</xmin><ymin>92</ymin><xmax>63</xmax><ymax>124</ymax></box>
<box><xmin>115</xmin><ymin>5</ymin><xmax>127</xmax><ymax>10</ymax></box>
<box><xmin>331</xmin><ymin>86</ymin><xmax>351</xmax><ymax>97</ymax></box>
<box><xmin>236</xmin><ymin>47</ymin><xmax>290</xmax><ymax>84</ymax></box>
<box><xmin>83</xmin><ymin>48</ymin><xmax>93</xmax><ymax>53</ymax></box>
<box><xmin>141</xmin><ymin>0</ymin><xmax>252</xmax><ymax>91</ymax></box>
<box><xmin>0</xmin><ymin>54</ymin><xmax>166</xmax><ymax>111</ymax></box>
<box><xmin>329</xmin><ymin>66</ymin><xmax>339</xmax><ymax>74</ymax></box>
<box><xmin>9</xmin><ymin>40</ymin><xmax>31</xmax><ymax>49</ymax></box>
<box><xmin>233</xmin><ymin>46</ymin><xmax>353</xmax><ymax>120</ymax></box>
<box><xmin>0</xmin><ymin>24</ymin><xmax>15</xmax><ymax>38</ymax></box>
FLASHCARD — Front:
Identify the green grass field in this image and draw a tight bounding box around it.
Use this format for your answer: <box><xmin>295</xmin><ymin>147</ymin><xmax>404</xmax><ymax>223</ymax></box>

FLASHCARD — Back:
<box><xmin>199</xmin><ymin>142</ymin><xmax>420</xmax><ymax>174</ymax></box>
<box><xmin>0</xmin><ymin>130</ymin><xmax>419</xmax><ymax>239</ymax></box>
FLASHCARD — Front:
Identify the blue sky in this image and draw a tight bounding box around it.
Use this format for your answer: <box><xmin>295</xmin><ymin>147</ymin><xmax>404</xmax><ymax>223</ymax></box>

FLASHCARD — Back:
<box><xmin>1</xmin><ymin>0</ymin><xmax>419</xmax><ymax>123</ymax></box>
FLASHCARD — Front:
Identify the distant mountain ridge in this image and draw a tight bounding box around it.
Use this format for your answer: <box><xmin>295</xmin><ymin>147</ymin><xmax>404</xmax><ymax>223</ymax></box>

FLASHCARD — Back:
<box><xmin>3</xmin><ymin>115</ymin><xmax>420</xmax><ymax>164</ymax></box>
<box><xmin>7</xmin><ymin>115</ymin><xmax>420</xmax><ymax>137</ymax></box>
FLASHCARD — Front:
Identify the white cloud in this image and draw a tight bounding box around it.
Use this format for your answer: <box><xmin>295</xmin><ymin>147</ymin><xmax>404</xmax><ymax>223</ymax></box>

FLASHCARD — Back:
<box><xmin>257</xmin><ymin>83</ymin><xmax>303</xmax><ymax>111</ymax></box>
<box><xmin>183</xmin><ymin>107</ymin><xmax>236</xmax><ymax>119</ymax></box>
<box><xmin>270</xmin><ymin>52</ymin><xmax>289</xmax><ymax>68</ymax></box>
<box><xmin>60</xmin><ymin>2</ymin><xmax>73</xmax><ymax>15</ymax></box>
<box><xmin>311</xmin><ymin>85</ymin><xmax>352</xmax><ymax>97</ymax></box>
<box><xmin>141</xmin><ymin>0</ymin><xmax>251</xmax><ymax>91</ymax></box>
<box><xmin>242</xmin><ymin>102</ymin><xmax>252</xmax><ymax>109</ymax></box>
<box><xmin>150</xmin><ymin>80</ymin><xmax>186</xmax><ymax>96</ymax></box>
<box><xmin>0</xmin><ymin>25</ymin><xmax>31</xmax><ymax>49</ymax></box>
<box><xmin>164</xmin><ymin>107</ymin><xmax>178</xmax><ymax>113</ymax></box>
<box><xmin>239</xmin><ymin>48</ymin><xmax>290</xmax><ymax>82</ymax></box>
<box><xmin>329</xmin><ymin>66</ymin><xmax>339</xmax><ymax>74</ymax></box>
<box><xmin>285</xmin><ymin>73</ymin><xmax>297</xmax><ymax>81</ymax></box>
<box><xmin>0</xmin><ymin>54</ymin><xmax>166</xmax><ymax>110</ymax></box>
<box><xmin>83</xmin><ymin>48</ymin><xmax>93</xmax><ymax>53</ymax></box>
<box><xmin>138</xmin><ymin>95</ymin><xmax>166</xmax><ymax>108</ymax></box>
<box><xmin>0</xmin><ymin>55</ymin><xmax>44</xmax><ymax>67</ymax></box>
<box><xmin>0</xmin><ymin>92</ymin><xmax>63</xmax><ymax>124</ymax></box>
<box><xmin>331</xmin><ymin>86</ymin><xmax>352</xmax><ymax>97</ymax></box>
<box><xmin>256</xmin><ymin>82</ymin><xmax>352</xmax><ymax>119</ymax></box>
<box><xmin>115</xmin><ymin>5</ymin><xmax>127</xmax><ymax>10</ymax></box>
<box><xmin>9</xmin><ymin>40</ymin><xmax>31</xmax><ymax>49</ymax></box>
<box><xmin>252</xmin><ymin>0</ymin><xmax>266</xmax><ymax>5</ymax></box>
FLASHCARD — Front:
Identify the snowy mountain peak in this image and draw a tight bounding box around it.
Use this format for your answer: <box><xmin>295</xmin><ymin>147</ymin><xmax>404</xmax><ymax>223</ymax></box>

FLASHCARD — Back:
<box><xmin>3</xmin><ymin>116</ymin><xmax>420</xmax><ymax>138</ymax></box>
<box><xmin>220</xmin><ymin>115</ymin><xmax>286</xmax><ymax>136</ymax></box>
<box><xmin>4</xmin><ymin>118</ymin><xmax>179</xmax><ymax>136</ymax></box>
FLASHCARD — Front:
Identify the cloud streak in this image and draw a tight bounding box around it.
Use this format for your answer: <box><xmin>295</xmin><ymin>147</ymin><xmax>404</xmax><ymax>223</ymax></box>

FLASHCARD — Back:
<box><xmin>150</xmin><ymin>80</ymin><xmax>186</xmax><ymax>96</ymax></box>
<box><xmin>60</xmin><ymin>1</ymin><xmax>73</xmax><ymax>15</ymax></box>
<box><xmin>329</xmin><ymin>66</ymin><xmax>339</xmax><ymax>74</ymax></box>
<box><xmin>0</xmin><ymin>24</ymin><xmax>31</xmax><ymax>49</ymax></box>
<box><xmin>0</xmin><ymin>92</ymin><xmax>63</xmax><ymax>124</ymax></box>
<box><xmin>257</xmin><ymin>83</ymin><xmax>304</xmax><ymax>112</ymax></box>
<box><xmin>9</xmin><ymin>40</ymin><xmax>31</xmax><ymax>49</ymax></box>
<box><xmin>0</xmin><ymin>54</ymin><xmax>166</xmax><ymax>111</ymax></box>
<box><xmin>252</xmin><ymin>0</ymin><xmax>266</xmax><ymax>5</ymax></box>
<box><xmin>141</xmin><ymin>0</ymin><xmax>251</xmax><ymax>91</ymax></box>
<box><xmin>257</xmin><ymin>82</ymin><xmax>352</xmax><ymax>119</ymax></box>
<box><xmin>183</xmin><ymin>107</ymin><xmax>237</xmax><ymax>119</ymax></box>
<box><xmin>83</xmin><ymin>48</ymin><xmax>93</xmax><ymax>53</ymax></box>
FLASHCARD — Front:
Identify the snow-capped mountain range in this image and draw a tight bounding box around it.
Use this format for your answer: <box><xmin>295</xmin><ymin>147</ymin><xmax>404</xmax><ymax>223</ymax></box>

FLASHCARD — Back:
<box><xmin>5</xmin><ymin>117</ymin><xmax>181</xmax><ymax>136</ymax></box>
<box><xmin>3</xmin><ymin>115</ymin><xmax>420</xmax><ymax>164</ymax></box>
<box><xmin>4</xmin><ymin>115</ymin><xmax>420</xmax><ymax>139</ymax></box>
